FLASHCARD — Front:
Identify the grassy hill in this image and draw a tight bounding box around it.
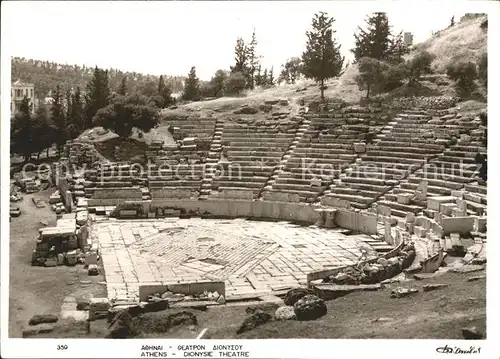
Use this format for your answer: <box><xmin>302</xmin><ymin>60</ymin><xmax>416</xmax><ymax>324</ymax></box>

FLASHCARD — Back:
<box><xmin>414</xmin><ymin>14</ymin><xmax>487</xmax><ymax>73</ymax></box>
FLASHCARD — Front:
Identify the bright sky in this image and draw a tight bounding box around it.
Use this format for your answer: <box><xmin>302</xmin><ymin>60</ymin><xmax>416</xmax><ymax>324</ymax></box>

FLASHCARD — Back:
<box><xmin>1</xmin><ymin>1</ymin><xmax>472</xmax><ymax>81</ymax></box>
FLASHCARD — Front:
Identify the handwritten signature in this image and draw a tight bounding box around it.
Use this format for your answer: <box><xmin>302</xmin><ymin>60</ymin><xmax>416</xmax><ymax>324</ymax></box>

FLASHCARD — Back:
<box><xmin>436</xmin><ymin>345</ymin><xmax>481</xmax><ymax>354</ymax></box>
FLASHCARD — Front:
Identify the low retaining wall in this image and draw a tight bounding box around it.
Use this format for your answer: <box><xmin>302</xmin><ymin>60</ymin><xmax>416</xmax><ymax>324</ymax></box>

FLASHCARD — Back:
<box><xmin>138</xmin><ymin>281</ymin><xmax>225</xmax><ymax>302</ymax></box>
<box><xmin>442</xmin><ymin>216</ymin><xmax>475</xmax><ymax>235</ymax></box>
<box><xmin>306</xmin><ymin>240</ymin><xmax>405</xmax><ymax>286</ymax></box>
<box><xmin>149</xmin><ymin>199</ymin><xmax>378</xmax><ymax>234</ymax></box>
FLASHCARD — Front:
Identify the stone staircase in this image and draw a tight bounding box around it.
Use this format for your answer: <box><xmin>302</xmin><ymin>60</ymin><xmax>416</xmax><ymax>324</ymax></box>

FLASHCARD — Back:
<box><xmin>199</xmin><ymin>118</ymin><xmax>225</xmax><ymax>199</ymax></box>
<box><xmin>259</xmin><ymin>113</ymin><xmax>311</xmax><ymax>199</ymax></box>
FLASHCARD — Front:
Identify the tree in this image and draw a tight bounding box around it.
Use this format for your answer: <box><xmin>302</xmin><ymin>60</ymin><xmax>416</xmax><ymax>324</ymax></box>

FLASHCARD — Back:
<box><xmin>51</xmin><ymin>85</ymin><xmax>68</xmax><ymax>153</ymax></box>
<box><xmin>351</xmin><ymin>12</ymin><xmax>408</xmax><ymax>64</ymax></box>
<box><xmin>93</xmin><ymin>93</ymin><xmax>160</xmax><ymax>138</ymax></box>
<box><xmin>32</xmin><ymin>106</ymin><xmax>55</xmax><ymax>159</ymax></box>
<box><xmin>405</xmin><ymin>51</ymin><xmax>436</xmax><ymax>84</ymax></box>
<box><xmin>450</xmin><ymin>16</ymin><xmax>455</xmax><ymax>27</ymax></box>
<box><xmin>278</xmin><ymin>57</ymin><xmax>303</xmax><ymax>84</ymax></box>
<box><xmin>255</xmin><ymin>65</ymin><xmax>262</xmax><ymax>86</ymax></box>
<box><xmin>69</xmin><ymin>87</ymin><xmax>84</xmax><ymax>139</ymax></box>
<box><xmin>11</xmin><ymin>97</ymin><xmax>34</xmax><ymax>161</ymax></box>
<box><xmin>446</xmin><ymin>61</ymin><xmax>478</xmax><ymax>97</ymax></box>
<box><xmin>84</xmin><ymin>66</ymin><xmax>110</xmax><ymax>129</ymax></box>
<box><xmin>302</xmin><ymin>12</ymin><xmax>345</xmax><ymax>100</ymax></box>
<box><xmin>355</xmin><ymin>57</ymin><xmax>389</xmax><ymax>98</ymax></box>
<box><xmin>210</xmin><ymin>70</ymin><xmax>228</xmax><ymax>97</ymax></box>
<box><xmin>182</xmin><ymin>66</ymin><xmax>201</xmax><ymax>101</ymax></box>
<box><xmin>158</xmin><ymin>75</ymin><xmax>173</xmax><ymax>107</ymax></box>
<box><xmin>225</xmin><ymin>72</ymin><xmax>246</xmax><ymax>96</ymax></box>
<box><xmin>231</xmin><ymin>37</ymin><xmax>248</xmax><ymax>75</ymax></box>
<box><xmin>138</xmin><ymin>81</ymin><xmax>157</xmax><ymax>98</ymax></box>
<box><xmin>246</xmin><ymin>29</ymin><xmax>259</xmax><ymax>89</ymax></box>
<box><xmin>65</xmin><ymin>88</ymin><xmax>72</xmax><ymax>126</ymax></box>
<box><xmin>118</xmin><ymin>76</ymin><xmax>127</xmax><ymax>95</ymax></box>
<box><xmin>477</xmin><ymin>52</ymin><xmax>487</xmax><ymax>87</ymax></box>
<box><xmin>268</xmin><ymin>67</ymin><xmax>275</xmax><ymax>86</ymax></box>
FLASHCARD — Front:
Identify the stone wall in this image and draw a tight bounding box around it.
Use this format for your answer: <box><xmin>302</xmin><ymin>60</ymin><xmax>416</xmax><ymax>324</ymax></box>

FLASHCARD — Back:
<box><xmin>148</xmin><ymin>199</ymin><xmax>377</xmax><ymax>234</ymax></box>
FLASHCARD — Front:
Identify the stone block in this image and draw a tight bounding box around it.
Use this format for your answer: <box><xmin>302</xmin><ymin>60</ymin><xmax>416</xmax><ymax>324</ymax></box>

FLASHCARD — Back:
<box><xmin>474</xmin><ymin>217</ymin><xmax>487</xmax><ymax>232</ymax></box>
<box><xmin>428</xmin><ymin>196</ymin><xmax>456</xmax><ymax>211</ymax></box>
<box><xmin>85</xmin><ymin>252</ymin><xmax>98</xmax><ymax>266</ymax></box>
<box><xmin>414</xmin><ymin>226</ymin><xmax>427</xmax><ymax>238</ymax></box>
<box><xmin>440</xmin><ymin>203</ymin><xmax>456</xmax><ymax>216</ymax></box>
<box><xmin>397</xmin><ymin>193</ymin><xmax>413</xmax><ymax>205</ymax></box>
<box><xmin>377</xmin><ymin>205</ymin><xmax>391</xmax><ymax>217</ymax></box>
<box><xmin>353</xmin><ymin>143</ymin><xmax>366</xmax><ymax>153</ymax></box>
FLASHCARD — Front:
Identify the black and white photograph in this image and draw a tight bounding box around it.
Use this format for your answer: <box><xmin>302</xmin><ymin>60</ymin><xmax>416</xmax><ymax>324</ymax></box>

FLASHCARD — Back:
<box><xmin>1</xmin><ymin>1</ymin><xmax>496</xmax><ymax>358</ymax></box>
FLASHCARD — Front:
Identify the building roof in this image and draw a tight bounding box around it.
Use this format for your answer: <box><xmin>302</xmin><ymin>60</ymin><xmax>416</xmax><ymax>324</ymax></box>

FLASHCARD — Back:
<box><xmin>13</xmin><ymin>79</ymin><xmax>34</xmax><ymax>87</ymax></box>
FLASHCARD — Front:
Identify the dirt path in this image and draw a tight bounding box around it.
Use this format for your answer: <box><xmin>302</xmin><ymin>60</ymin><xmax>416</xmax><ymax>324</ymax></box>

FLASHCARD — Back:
<box><xmin>9</xmin><ymin>190</ymin><xmax>106</xmax><ymax>338</ymax></box>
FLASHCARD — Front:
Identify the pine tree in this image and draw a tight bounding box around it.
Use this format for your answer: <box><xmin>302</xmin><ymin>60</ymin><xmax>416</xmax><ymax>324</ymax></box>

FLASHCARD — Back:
<box><xmin>268</xmin><ymin>67</ymin><xmax>275</xmax><ymax>86</ymax></box>
<box><xmin>118</xmin><ymin>76</ymin><xmax>127</xmax><ymax>95</ymax></box>
<box><xmin>182</xmin><ymin>66</ymin><xmax>201</xmax><ymax>101</ymax></box>
<box><xmin>65</xmin><ymin>88</ymin><xmax>72</xmax><ymax>125</ymax></box>
<box><xmin>231</xmin><ymin>37</ymin><xmax>248</xmax><ymax>74</ymax></box>
<box><xmin>11</xmin><ymin>97</ymin><xmax>34</xmax><ymax>161</ymax></box>
<box><xmin>32</xmin><ymin>106</ymin><xmax>55</xmax><ymax>159</ymax></box>
<box><xmin>255</xmin><ymin>65</ymin><xmax>262</xmax><ymax>86</ymax></box>
<box><xmin>450</xmin><ymin>16</ymin><xmax>455</xmax><ymax>27</ymax></box>
<box><xmin>84</xmin><ymin>66</ymin><xmax>111</xmax><ymax>129</ymax></box>
<box><xmin>51</xmin><ymin>85</ymin><xmax>68</xmax><ymax>153</ymax></box>
<box><xmin>351</xmin><ymin>12</ymin><xmax>408</xmax><ymax>64</ymax></box>
<box><xmin>302</xmin><ymin>12</ymin><xmax>344</xmax><ymax>100</ymax></box>
<box><xmin>246</xmin><ymin>29</ymin><xmax>259</xmax><ymax>89</ymax></box>
<box><xmin>69</xmin><ymin>87</ymin><xmax>84</xmax><ymax>139</ymax></box>
<box><xmin>262</xmin><ymin>68</ymin><xmax>268</xmax><ymax>86</ymax></box>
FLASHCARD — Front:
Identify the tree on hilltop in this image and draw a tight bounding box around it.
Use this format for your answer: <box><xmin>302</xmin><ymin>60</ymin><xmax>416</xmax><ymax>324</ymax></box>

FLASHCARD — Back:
<box><xmin>246</xmin><ymin>29</ymin><xmax>260</xmax><ymax>89</ymax></box>
<box><xmin>158</xmin><ymin>75</ymin><xmax>173</xmax><ymax>107</ymax></box>
<box><xmin>52</xmin><ymin>85</ymin><xmax>68</xmax><ymax>153</ymax></box>
<box><xmin>84</xmin><ymin>66</ymin><xmax>110</xmax><ymax>129</ymax></box>
<box><xmin>69</xmin><ymin>87</ymin><xmax>84</xmax><ymax>139</ymax></box>
<box><xmin>210</xmin><ymin>70</ymin><xmax>229</xmax><ymax>97</ymax></box>
<box><xmin>302</xmin><ymin>11</ymin><xmax>344</xmax><ymax>100</ymax></box>
<box><xmin>278</xmin><ymin>57</ymin><xmax>303</xmax><ymax>84</ymax></box>
<box><xmin>94</xmin><ymin>94</ymin><xmax>160</xmax><ymax>138</ymax></box>
<box><xmin>182</xmin><ymin>66</ymin><xmax>201</xmax><ymax>101</ymax></box>
<box><xmin>351</xmin><ymin>12</ymin><xmax>408</xmax><ymax>64</ymax></box>
<box><xmin>117</xmin><ymin>77</ymin><xmax>127</xmax><ymax>95</ymax></box>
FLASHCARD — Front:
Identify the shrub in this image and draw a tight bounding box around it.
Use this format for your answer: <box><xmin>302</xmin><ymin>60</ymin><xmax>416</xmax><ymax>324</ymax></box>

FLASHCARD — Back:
<box><xmin>225</xmin><ymin>72</ymin><xmax>246</xmax><ymax>96</ymax></box>
<box><xmin>477</xmin><ymin>52</ymin><xmax>487</xmax><ymax>87</ymax></box>
<box><xmin>406</xmin><ymin>51</ymin><xmax>436</xmax><ymax>84</ymax></box>
<box><xmin>446</xmin><ymin>61</ymin><xmax>478</xmax><ymax>97</ymax></box>
<box><xmin>384</xmin><ymin>62</ymin><xmax>407</xmax><ymax>91</ymax></box>
<box><xmin>355</xmin><ymin>57</ymin><xmax>389</xmax><ymax>98</ymax></box>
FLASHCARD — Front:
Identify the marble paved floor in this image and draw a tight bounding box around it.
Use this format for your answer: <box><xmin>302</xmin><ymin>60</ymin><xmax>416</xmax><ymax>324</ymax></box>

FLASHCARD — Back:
<box><xmin>90</xmin><ymin>218</ymin><xmax>378</xmax><ymax>301</ymax></box>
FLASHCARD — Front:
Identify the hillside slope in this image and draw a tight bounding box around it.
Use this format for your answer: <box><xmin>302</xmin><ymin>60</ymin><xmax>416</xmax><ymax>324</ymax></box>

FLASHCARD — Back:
<box><xmin>415</xmin><ymin>15</ymin><xmax>487</xmax><ymax>73</ymax></box>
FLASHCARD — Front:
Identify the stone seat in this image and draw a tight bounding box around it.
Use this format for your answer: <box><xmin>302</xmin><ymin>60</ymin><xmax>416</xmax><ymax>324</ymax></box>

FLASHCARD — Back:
<box><xmin>293</xmin><ymin>147</ymin><xmax>351</xmax><ymax>155</ymax></box>
<box><xmin>464</xmin><ymin>183</ymin><xmax>487</xmax><ymax>195</ymax></box>
<box><xmin>376</xmin><ymin>200</ymin><xmax>421</xmax><ymax>214</ymax></box>
<box><xmin>341</xmin><ymin>176</ymin><xmax>389</xmax><ymax>186</ymax></box>
<box><xmin>368</xmin><ymin>145</ymin><xmax>438</xmax><ymax>155</ymax></box>
<box><xmin>366</xmin><ymin>150</ymin><xmax>429</xmax><ymax>160</ymax></box>
<box><xmin>359</xmin><ymin>156</ymin><xmax>424</xmax><ymax>166</ymax></box>
<box><xmin>274</xmin><ymin>177</ymin><xmax>315</xmax><ymax>185</ymax></box>
<box><xmin>227</xmin><ymin>150</ymin><xmax>284</xmax><ymax>156</ymax></box>
<box><xmin>464</xmin><ymin>192</ymin><xmax>487</xmax><ymax>205</ymax></box>
<box><xmin>352</xmin><ymin>165</ymin><xmax>410</xmax><ymax>179</ymax></box>
<box><xmin>429</xmin><ymin>160</ymin><xmax>478</xmax><ymax>171</ymax></box>
<box><xmin>213</xmin><ymin>180</ymin><xmax>264</xmax><ymax>188</ymax></box>
<box><xmin>214</xmin><ymin>174</ymin><xmax>268</xmax><ymax>182</ymax></box>
<box><xmin>88</xmin><ymin>181</ymin><xmax>134</xmax><ymax>187</ymax></box>
<box><xmin>438</xmin><ymin>156</ymin><xmax>477</xmax><ymax>164</ymax></box>
<box><xmin>272</xmin><ymin>182</ymin><xmax>325</xmax><ymax>192</ymax></box>
<box><xmin>268</xmin><ymin>189</ymin><xmax>320</xmax><ymax>202</ymax></box>
<box><xmin>277</xmin><ymin>170</ymin><xmax>341</xmax><ymax>180</ymax></box>
<box><xmin>286</xmin><ymin>157</ymin><xmax>352</xmax><ymax>165</ymax></box>
<box><xmin>377</xmin><ymin>141</ymin><xmax>444</xmax><ymax>151</ymax></box>
<box><xmin>407</xmin><ymin>177</ymin><xmax>464</xmax><ymax>190</ymax></box>
<box><xmin>330</xmin><ymin>186</ymin><xmax>381</xmax><ymax>198</ymax></box>
<box><xmin>149</xmin><ymin>179</ymin><xmax>201</xmax><ymax>187</ymax></box>
<box><xmin>464</xmin><ymin>200</ymin><xmax>487</xmax><ymax>213</ymax></box>
<box><xmin>400</xmin><ymin>182</ymin><xmax>451</xmax><ymax>195</ymax></box>
<box><xmin>445</xmin><ymin>150</ymin><xmax>485</xmax><ymax>157</ymax></box>
<box><xmin>321</xmin><ymin>193</ymin><xmax>371</xmax><ymax>208</ymax></box>
<box><xmin>296</xmin><ymin>142</ymin><xmax>353</xmax><ymax>149</ymax></box>
<box><xmin>339</xmin><ymin>182</ymin><xmax>391</xmax><ymax>192</ymax></box>
<box><xmin>228</xmin><ymin>155</ymin><xmax>283</xmax><ymax>163</ymax></box>
<box><xmin>225</xmin><ymin>146</ymin><xmax>288</xmax><ymax>152</ymax></box>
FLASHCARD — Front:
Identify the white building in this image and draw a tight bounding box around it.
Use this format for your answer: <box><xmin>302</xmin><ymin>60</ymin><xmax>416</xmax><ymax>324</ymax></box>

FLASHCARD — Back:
<box><xmin>11</xmin><ymin>79</ymin><xmax>36</xmax><ymax>115</ymax></box>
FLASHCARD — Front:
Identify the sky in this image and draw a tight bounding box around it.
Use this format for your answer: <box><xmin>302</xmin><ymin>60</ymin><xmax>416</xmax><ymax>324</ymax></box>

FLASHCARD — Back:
<box><xmin>2</xmin><ymin>1</ymin><xmax>471</xmax><ymax>81</ymax></box>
